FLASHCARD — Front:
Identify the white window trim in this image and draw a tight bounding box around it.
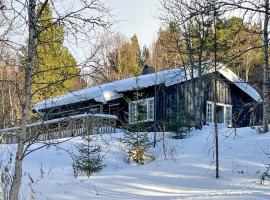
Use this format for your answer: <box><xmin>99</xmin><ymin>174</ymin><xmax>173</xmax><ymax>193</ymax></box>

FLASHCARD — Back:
<box><xmin>206</xmin><ymin>101</ymin><xmax>214</xmax><ymax>124</ymax></box>
<box><xmin>128</xmin><ymin>97</ymin><xmax>155</xmax><ymax>124</ymax></box>
<box><xmin>89</xmin><ymin>105</ymin><xmax>101</xmax><ymax>114</ymax></box>
<box><xmin>224</xmin><ymin>105</ymin><xmax>233</xmax><ymax>127</ymax></box>
<box><xmin>206</xmin><ymin>101</ymin><xmax>233</xmax><ymax>127</ymax></box>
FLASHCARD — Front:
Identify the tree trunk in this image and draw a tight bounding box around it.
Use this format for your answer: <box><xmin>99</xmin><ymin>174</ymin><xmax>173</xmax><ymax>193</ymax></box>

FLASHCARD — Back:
<box><xmin>184</xmin><ymin>28</ymin><xmax>196</xmax><ymax>127</ymax></box>
<box><xmin>1</xmin><ymin>81</ymin><xmax>4</xmax><ymax>128</ymax></box>
<box><xmin>262</xmin><ymin>0</ymin><xmax>269</xmax><ymax>133</ymax></box>
<box><xmin>213</xmin><ymin>8</ymin><xmax>219</xmax><ymax>179</ymax></box>
<box><xmin>8</xmin><ymin>83</ymin><xmax>14</xmax><ymax>124</ymax></box>
<box><xmin>9</xmin><ymin>0</ymin><xmax>37</xmax><ymax>199</ymax></box>
<box><xmin>197</xmin><ymin>53</ymin><xmax>203</xmax><ymax>129</ymax></box>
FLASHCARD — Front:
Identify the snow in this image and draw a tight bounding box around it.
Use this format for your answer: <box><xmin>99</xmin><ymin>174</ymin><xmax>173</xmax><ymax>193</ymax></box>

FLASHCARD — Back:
<box><xmin>218</xmin><ymin>67</ymin><xmax>262</xmax><ymax>102</ymax></box>
<box><xmin>1</xmin><ymin>125</ymin><xmax>270</xmax><ymax>199</ymax></box>
<box><xmin>93</xmin><ymin>113</ymin><xmax>118</xmax><ymax>119</ymax></box>
<box><xmin>32</xmin><ymin>63</ymin><xmax>262</xmax><ymax>112</ymax></box>
<box><xmin>0</xmin><ymin>113</ymin><xmax>118</xmax><ymax>133</ymax></box>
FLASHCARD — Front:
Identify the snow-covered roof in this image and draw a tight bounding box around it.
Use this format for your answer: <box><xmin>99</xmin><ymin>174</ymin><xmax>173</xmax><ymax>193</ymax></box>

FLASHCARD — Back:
<box><xmin>32</xmin><ymin>63</ymin><xmax>262</xmax><ymax>112</ymax></box>
<box><xmin>217</xmin><ymin>67</ymin><xmax>261</xmax><ymax>102</ymax></box>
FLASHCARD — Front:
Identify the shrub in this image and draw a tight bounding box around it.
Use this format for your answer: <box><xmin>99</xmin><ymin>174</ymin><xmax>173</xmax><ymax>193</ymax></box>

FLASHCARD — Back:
<box><xmin>122</xmin><ymin>127</ymin><xmax>152</xmax><ymax>165</ymax></box>
<box><xmin>72</xmin><ymin>136</ymin><xmax>105</xmax><ymax>177</ymax></box>
<box><xmin>166</xmin><ymin>108</ymin><xmax>191</xmax><ymax>139</ymax></box>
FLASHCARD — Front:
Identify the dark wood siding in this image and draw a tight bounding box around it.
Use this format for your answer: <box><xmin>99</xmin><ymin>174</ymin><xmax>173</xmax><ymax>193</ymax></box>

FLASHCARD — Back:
<box><xmin>164</xmin><ymin>72</ymin><xmax>258</xmax><ymax>128</ymax></box>
<box><xmin>38</xmin><ymin>72</ymin><xmax>260</xmax><ymax>129</ymax></box>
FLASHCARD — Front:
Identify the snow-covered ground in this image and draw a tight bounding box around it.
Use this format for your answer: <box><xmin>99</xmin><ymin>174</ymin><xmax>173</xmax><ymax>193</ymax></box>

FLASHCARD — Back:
<box><xmin>1</xmin><ymin>125</ymin><xmax>270</xmax><ymax>199</ymax></box>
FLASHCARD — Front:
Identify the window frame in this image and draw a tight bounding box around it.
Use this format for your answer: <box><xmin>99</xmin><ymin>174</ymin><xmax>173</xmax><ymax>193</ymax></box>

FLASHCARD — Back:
<box><xmin>206</xmin><ymin>101</ymin><xmax>214</xmax><ymax>123</ymax></box>
<box><xmin>224</xmin><ymin>105</ymin><xmax>232</xmax><ymax>127</ymax></box>
<box><xmin>206</xmin><ymin>101</ymin><xmax>232</xmax><ymax>127</ymax></box>
<box><xmin>128</xmin><ymin>97</ymin><xmax>155</xmax><ymax>124</ymax></box>
<box><xmin>89</xmin><ymin>105</ymin><xmax>101</xmax><ymax>114</ymax></box>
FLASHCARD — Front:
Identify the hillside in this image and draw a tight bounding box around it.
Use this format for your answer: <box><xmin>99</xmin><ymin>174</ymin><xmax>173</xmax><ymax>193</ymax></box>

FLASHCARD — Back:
<box><xmin>1</xmin><ymin>125</ymin><xmax>270</xmax><ymax>200</ymax></box>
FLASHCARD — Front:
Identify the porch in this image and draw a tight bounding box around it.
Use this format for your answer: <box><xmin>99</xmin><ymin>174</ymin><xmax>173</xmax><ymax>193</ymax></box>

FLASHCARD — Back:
<box><xmin>0</xmin><ymin>113</ymin><xmax>117</xmax><ymax>144</ymax></box>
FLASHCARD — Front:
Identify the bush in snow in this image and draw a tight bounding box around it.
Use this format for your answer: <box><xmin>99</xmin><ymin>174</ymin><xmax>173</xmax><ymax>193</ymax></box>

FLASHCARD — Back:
<box><xmin>260</xmin><ymin>164</ymin><xmax>270</xmax><ymax>185</ymax></box>
<box><xmin>72</xmin><ymin>136</ymin><xmax>104</xmax><ymax>177</ymax></box>
<box><xmin>0</xmin><ymin>152</ymin><xmax>13</xmax><ymax>200</ymax></box>
<box><xmin>166</xmin><ymin>107</ymin><xmax>191</xmax><ymax>139</ymax></box>
<box><xmin>121</xmin><ymin>126</ymin><xmax>152</xmax><ymax>165</ymax></box>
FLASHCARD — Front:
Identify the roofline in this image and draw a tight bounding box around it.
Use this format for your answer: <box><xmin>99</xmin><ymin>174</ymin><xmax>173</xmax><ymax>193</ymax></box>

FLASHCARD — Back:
<box><xmin>32</xmin><ymin>63</ymin><xmax>262</xmax><ymax>111</ymax></box>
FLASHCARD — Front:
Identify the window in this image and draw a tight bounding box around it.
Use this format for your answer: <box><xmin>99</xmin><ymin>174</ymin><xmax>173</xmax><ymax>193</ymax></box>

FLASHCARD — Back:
<box><xmin>216</xmin><ymin>105</ymin><xmax>225</xmax><ymax>123</ymax></box>
<box><xmin>148</xmin><ymin>98</ymin><xmax>154</xmax><ymax>121</ymax></box>
<box><xmin>225</xmin><ymin>105</ymin><xmax>232</xmax><ymax>127</ymax></box>
<box><xmin>89</xmin><ymin>105</ymin><xmax>100</xmax><ymax>114</ymax></box>
<box><xmin>129</xmin><ymin>97</ymin><xmax>155</xmax><ymax>124</ymax></box>
<box><xmin>129</xmin><ymin>102</ymin><xmax>137</xmax><ymax>123</ymax></box>
<box><xmin>206</xmin><ymin>101</ymin><xmax>232</xmax><ymax>127</ymax></box>
<box><xmin>206</xmin><ymin>101</ymin><xmax>213</xmax><ymax>123</ymax></box>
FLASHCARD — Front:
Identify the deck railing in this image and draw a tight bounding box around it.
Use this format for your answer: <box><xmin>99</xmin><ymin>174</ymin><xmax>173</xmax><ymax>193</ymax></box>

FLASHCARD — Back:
<box><xmin>0</xmin><ymin>113</ymin><xmax>117</xmax><ymax>144</ymax></box>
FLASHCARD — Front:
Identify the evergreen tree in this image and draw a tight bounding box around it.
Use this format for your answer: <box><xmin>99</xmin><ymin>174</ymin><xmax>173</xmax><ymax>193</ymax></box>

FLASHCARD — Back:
<box><xmin>141</xmin><ymin>45</ymin><xmax>150</xmax><ymax>66</ymax></box>
<box><xmin>166</xmin><ymin>99</ymin><xmax>190</xmax><ymax>139</ymax></box>
<box><xmin>31</xmin><ymin>3</ymin><xmax>84</xmax><ymax>103</ymax></box>
<box><xmin>122</xmin><ymin>128</ymin><xmax>151</xmax><ymax>165</ymax></box>
<box><xmin>130</xmin><ymin>35</ymin><xmax>142</xmax><ymax>74</ymax></box>
<box><xmin>105</xmin><ymin>34</ymin><xmax>142</xmax><ymax>81</ymax></box>
<box><xmin>215</xmin><ymin>17</ymin><xmax>263</xmax><ymax>82</ymax></box>
<box><xmin>152</xmin><ymin>24</ymin><xmax>186</xmax><ymax>71</ymax></box>
<box><xmin>152</xmin><ymin>17</ymin><xmax>262</xmax><ymax>82</ymax></box>
<box><xmin>122</xmin><ymin>82</ymin><xmax>152</xmax><ymax>164</ymax></box>
<box><xmin>72</xmin><ymin>136</ymin><xmax>104</xmax><ymax>177</ymax></box>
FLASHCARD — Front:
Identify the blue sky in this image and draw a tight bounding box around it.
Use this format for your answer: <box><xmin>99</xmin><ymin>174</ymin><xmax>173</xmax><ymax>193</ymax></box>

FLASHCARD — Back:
<box><xmin>64</xmin><ymin>0</ymin><xmax>161</xmax><ymax>63</ymax></box>
<box><xmin>107</xmin><ymin>0</ymin><xmax>161</xmax><ymax>48</ymax></box>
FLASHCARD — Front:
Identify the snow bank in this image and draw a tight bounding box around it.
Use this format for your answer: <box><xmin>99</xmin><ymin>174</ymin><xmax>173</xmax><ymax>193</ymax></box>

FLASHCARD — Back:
<box><xmin>1</xmin><ymin>125</ymin><xmax>270</xmax><ymax>199</ymax></box>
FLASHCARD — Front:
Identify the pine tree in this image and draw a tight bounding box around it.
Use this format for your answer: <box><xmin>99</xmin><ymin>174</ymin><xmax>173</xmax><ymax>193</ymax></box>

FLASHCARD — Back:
<box><xmin>151</xmin><ymin>24</ymin><xmax>185</xmax><ymax>71</ymax></box>
<box><xmin>122</xmin><ymin>129</ymin><xmax>151</xmax><ymax>164</ymax></box>
<box><xmin>130</xmin><ymin>35</ymin><xmax>142</xmax><ymax>75</ymax></box>
<box><xmin>166</xmin><ymin>98</ymin><xmax>190</xmax><ymax>139</ymax></box>
<box><xmin>72</xmin><ymin>136</ymin><xmax>104</xmax><ymax>177</ymax></box>
<box><xmin>105</xmin><ymin>34</ymin><xmax>143</xmax><ymax>81</ymax></box>
<box><xmin>141</xmin><ymin>45</ymin><xmax>150</xmax><ymax>66</ymax></box>
<box><xmin>31</xmin><ymin>3</ymin><xmax>83</xmax><ymax>103</ymax></box>
<box><xmin>122</xmin><ymin>92</ymin><xmax>152</xmax><ymax>164</ymax></box>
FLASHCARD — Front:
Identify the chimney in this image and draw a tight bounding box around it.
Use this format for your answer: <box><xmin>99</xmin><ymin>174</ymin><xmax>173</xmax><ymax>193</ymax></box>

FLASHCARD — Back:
<box><xmin>141</xmin><ymin>65</ymin><xmax>155</xmax><ymax>75</ymax></box>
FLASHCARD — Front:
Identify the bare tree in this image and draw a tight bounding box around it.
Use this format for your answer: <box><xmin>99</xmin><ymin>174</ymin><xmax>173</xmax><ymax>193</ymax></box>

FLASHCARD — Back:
<box><xmin>0</xmin><ymin>0</ymin><xmax>112</xmax><ymax>199</ymax></box>
<box><xmin>262</xmin><ymin>0</ymin><xmax>269</xmax><ymax>132</ymax></box>
<box><xmin>0</xmin><ymin>46</ymin><xmax>22</xmax><ymax>129</ymax></box>
<box><xmin>215</xmin><ymin>0</ymin><xmax>269</xmax><ymax>131</ymax></box>
<box><xmin>159</xmin><ymin>0</ymin><xmax>220</xmax><ymax>128</ymax></box>
<box><xmin>8</xmin><ymin>0</ymin><xmax>37</xmax><ymax>198</ymax></box>
<box><xmin>92</xmin><ymin>32</ymin><xmax>128</xmax><ymax>84</ymax></box>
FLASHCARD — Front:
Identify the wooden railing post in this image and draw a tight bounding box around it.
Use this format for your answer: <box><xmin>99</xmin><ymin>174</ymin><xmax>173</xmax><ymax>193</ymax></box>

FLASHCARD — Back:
<box><xmin>89</xmin><ymin>115</ymin><xmax>93</xmax><ymax>135</ymax></box>
<box><xmin>0</xmin><ymin>133</ymin><xmax>3</xmax><ymax>144</ymax></box>
<box><xmin>113</xmin><ymin>119</ymin><xmax>116</xmax><ymax>133</ymax></box>
<box><xmin>58</xmin><ymin>122</ymin><xmax>61</xmax><ymax>139</ymax></box>
<box><xmin>0</xmin><ymin>114</ymin><xmax>118</xmax><ymax>144</ymax></box>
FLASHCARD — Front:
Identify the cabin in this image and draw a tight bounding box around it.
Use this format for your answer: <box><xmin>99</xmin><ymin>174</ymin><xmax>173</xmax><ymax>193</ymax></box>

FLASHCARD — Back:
<box><xmin>32</xmin><ymin>63</ymin><xmax>262</xmax><ymax>131</ymax></box>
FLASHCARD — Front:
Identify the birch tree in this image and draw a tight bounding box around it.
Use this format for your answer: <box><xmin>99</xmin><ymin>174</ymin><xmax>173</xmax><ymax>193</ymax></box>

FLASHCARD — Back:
<box><xmin>9</xmin><ymin>0</ymin><xmax>37</xmax><ymax>198</ymax></box>
<box><xmin>1</xmin><ymin>0</ymin><xmax>112</xmax><ymax>199</ymax></box>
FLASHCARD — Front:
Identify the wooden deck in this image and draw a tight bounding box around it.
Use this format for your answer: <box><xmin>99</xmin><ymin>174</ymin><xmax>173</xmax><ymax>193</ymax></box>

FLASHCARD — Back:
<box><xmin>0</xmin><ymin>113</ymin><xmax>117</xmax><ymax>144</ymax></box>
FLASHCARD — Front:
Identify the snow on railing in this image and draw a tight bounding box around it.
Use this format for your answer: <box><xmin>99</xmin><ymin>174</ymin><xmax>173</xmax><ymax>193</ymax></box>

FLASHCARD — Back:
<box><xmin>0</xmin><ymin>113</ymin><xmax>118</xmax><ymax>144</ymax></box>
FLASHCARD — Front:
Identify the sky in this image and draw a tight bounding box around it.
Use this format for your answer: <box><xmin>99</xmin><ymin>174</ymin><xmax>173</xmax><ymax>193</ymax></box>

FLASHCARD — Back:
<box><xmin>106</xmin><ymin>0</ymin><xmax>161</xmax><ymax>48</ymax></box>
